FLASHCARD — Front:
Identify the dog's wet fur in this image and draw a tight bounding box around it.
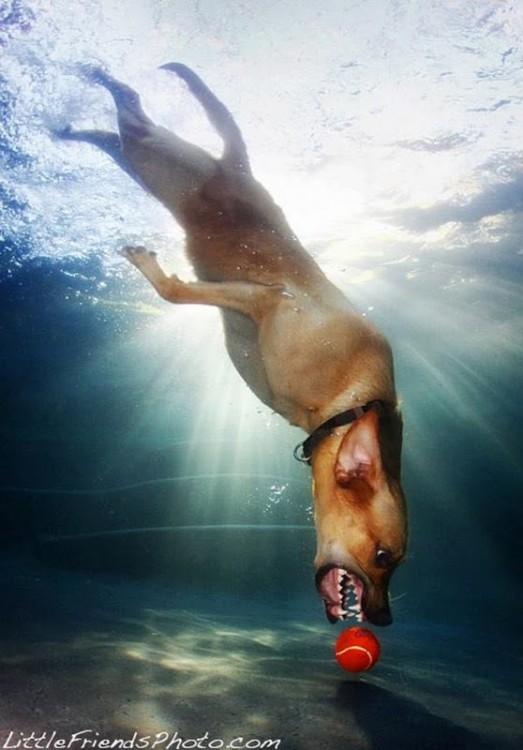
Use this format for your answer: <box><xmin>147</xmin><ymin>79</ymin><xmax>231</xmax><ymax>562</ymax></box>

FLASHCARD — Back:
<box><xmin>58</xmin><ymin>64</ymin><xmax>407</xmax><ymax>626</ymax></box>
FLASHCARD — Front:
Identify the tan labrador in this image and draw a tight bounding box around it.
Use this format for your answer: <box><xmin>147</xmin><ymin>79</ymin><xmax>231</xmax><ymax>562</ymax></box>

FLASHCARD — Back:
<box><xmin>59</xmin><ymin>64</ymin><xmax>407</xmax><ymax>626</ymax></box>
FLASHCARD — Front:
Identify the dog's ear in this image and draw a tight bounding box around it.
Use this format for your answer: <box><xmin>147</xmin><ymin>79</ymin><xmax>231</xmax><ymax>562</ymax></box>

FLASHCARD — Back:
<box><xmin>335</xmin><ymin>410</ymin><xmax>382</xmax><ymax>488</ymax></box>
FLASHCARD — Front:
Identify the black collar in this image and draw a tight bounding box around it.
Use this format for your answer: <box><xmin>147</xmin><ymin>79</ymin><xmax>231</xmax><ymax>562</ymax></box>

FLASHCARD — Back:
<box><xmin>293</xmin><ymin>400</ymin><xmax>385</xmax><ymax>465</ymax></box>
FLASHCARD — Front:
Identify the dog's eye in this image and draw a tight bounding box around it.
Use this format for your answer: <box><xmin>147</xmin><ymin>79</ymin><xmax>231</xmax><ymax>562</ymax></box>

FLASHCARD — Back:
<box><xmin>375</xmin><ymin>549</ymin><xmax>393</xmax><ymax>568</ymax></box>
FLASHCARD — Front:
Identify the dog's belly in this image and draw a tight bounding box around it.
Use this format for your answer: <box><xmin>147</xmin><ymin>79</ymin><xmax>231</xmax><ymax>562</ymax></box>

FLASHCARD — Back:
<box><xmin>221</xmin><ymin>309</ymin><xmax>275</xmax><ymax>408</ymax></box>
<box><xmin>186</xmin><ymin>229</ymin><xmax>317</xmax><ymax>288</ymax></box>
<box><xmin>257</xmin><ymin>294</ymin><xmax>396</xmax><ymax>428</ymax></box>
<box><xmin>220</xmin><ymin>283</ymin><xmax>395</xmax><ymax>429</ymax></box>
<box><xmin>175</xmin><ymin>167</ymin><xmax>326</xmax><ymax>288</ymax></box>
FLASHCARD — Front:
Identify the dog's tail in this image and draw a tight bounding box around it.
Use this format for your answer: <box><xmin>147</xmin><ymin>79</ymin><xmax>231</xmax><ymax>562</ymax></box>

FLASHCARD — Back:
<box><xmin>160</xmin><ymin>63</ymin><xmax>251</xmax><ymax>175</ymax></box>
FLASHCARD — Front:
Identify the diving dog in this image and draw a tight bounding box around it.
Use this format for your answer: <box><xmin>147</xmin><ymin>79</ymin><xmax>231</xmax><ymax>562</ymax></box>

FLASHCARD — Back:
<box><xmin>59</xmin><ymin>64</ymin><xmax>407</xmax><ymax>626</ymax></box>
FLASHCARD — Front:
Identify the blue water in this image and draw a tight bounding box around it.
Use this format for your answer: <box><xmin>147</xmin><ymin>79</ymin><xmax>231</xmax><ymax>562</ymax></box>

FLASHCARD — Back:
<box><xmin>1</xmin><ymin>1</ymin><xmax>522</xmax><ymax>747</ymax></box>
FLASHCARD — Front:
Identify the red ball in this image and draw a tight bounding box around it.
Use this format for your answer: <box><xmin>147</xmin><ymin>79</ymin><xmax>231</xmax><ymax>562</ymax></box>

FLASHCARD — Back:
<box><xmin>335</xmin><ymin>627</ymin><xmax>381</xmax><ymax>672</ymax></box>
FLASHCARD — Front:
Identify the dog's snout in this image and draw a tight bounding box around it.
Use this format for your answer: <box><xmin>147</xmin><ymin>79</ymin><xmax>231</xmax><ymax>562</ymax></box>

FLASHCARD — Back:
<box><xmin>368</xmin><ymin>606</ymin><xmax>392</xmax><ymax>626</ymax></box>
<box><xmin>363</xmin><ymin>589</ymin><xmax>393</xmax><ymax>626</ymax></box>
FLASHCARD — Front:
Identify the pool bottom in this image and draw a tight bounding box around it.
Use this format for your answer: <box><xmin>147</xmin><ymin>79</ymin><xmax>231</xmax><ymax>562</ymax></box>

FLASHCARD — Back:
<box><xmin>0</xmin><ymin>554</ymin><xmax>520</xmax><ymax>750</ymax></box>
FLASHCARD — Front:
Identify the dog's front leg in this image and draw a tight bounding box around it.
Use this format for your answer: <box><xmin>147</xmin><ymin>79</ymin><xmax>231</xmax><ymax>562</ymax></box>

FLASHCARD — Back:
<box><xmin>121</xmin><ymin>246</ymin><xmax>285</xmax><ymax>319</ymax></box>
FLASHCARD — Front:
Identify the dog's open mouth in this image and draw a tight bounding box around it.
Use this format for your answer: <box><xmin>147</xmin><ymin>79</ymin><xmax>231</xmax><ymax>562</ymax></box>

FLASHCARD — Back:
<box><xmin>315</xmin><ymin>565</ymin><xmax>366</xmax><ymax>623</ymax></box>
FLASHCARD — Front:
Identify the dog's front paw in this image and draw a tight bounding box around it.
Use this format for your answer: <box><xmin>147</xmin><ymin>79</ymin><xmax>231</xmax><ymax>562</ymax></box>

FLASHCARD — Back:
<box><xmin>120</xmin><ymin>245</ymin><xmax>157</xmax><ymax>269</ymax></box>
<box><xmin>119</xmin><ymin>246</ymin><xmax>173</xmax><ymax>296</ymax></box>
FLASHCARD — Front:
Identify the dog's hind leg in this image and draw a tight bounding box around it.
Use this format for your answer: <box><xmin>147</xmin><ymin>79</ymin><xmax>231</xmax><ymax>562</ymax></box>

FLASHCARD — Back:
<box><xmin>160</xmin><ymin>63</ymin><xmax>301</xmax><ymax>244</ymax></box>
<box><xmin>55</xmin><ymin>126</ymin><xmax>127</xmax><ymax>173</ymax></box>
<box><xmin>160</xmin><ymin>63</ymin><xmax>250</xmax><ymax>174</ymax></box>
<box><xmin>55</xmin><ymin>125</ymin><xmax>152</xmax><ymax>191</ymax></box>
<box><xmin>56</xmin><ymin>125</ymin><xmax>120</xmax><ymax>154</ymax></box>
<box><xmin>82</xmin><ymin>67</ymin><xmax>217</xmax><ymax>214</ymax></box>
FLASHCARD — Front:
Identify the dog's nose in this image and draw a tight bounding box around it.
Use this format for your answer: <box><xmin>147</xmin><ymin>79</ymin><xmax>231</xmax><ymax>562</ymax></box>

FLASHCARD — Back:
<box><xmin>365</xmin><ymin>598</ymin><xmax>393</xmax><ymax>626</ymax></box>
<box><xmin>369</xmin><ymin>607</ymin><xmax>393</xmax><ymax>626</ymax></box>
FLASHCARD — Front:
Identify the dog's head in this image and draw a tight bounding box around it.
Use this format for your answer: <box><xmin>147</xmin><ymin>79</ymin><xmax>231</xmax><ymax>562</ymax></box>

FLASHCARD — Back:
<box><xmin>311</xmin><ymin>407</ymin><xmax>407</xmax><ymax>626</ymax></box>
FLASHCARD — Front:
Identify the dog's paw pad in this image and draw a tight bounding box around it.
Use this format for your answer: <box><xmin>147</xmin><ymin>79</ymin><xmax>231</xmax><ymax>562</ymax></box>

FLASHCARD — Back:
<box><xmin>120</xmin><ymin>246</ymin><xmax>155</xmax><ymax>257</ymax></box>
<box><xmin>120</xmin><ymin>247</ymin><xmax>158</xmax><ymax>270</ymax></box>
